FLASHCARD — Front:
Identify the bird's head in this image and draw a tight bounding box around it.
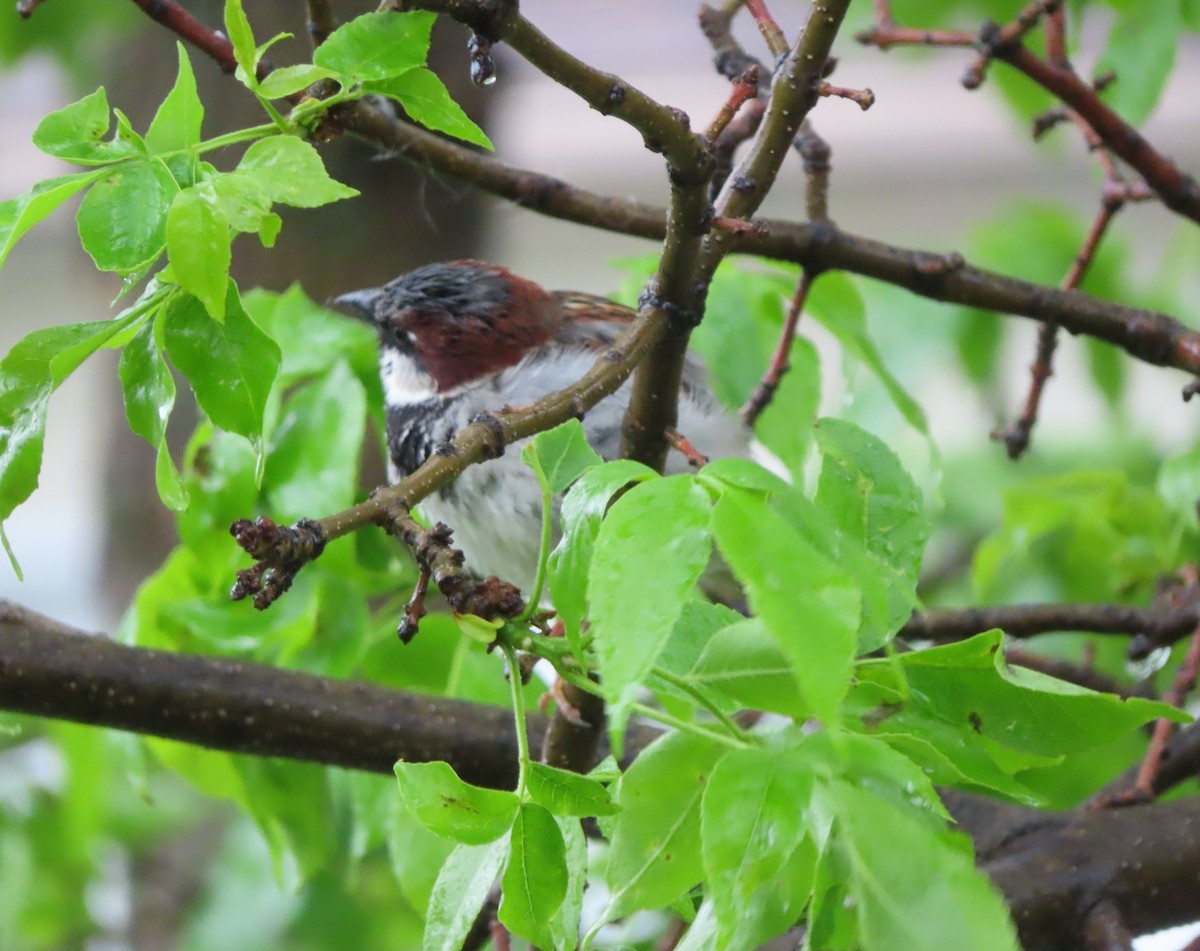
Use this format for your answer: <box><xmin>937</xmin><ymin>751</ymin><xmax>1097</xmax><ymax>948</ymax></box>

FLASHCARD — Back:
<box><xmin>334</xmin><ymin>260</ymin><xmax>560</xmax><ymax>399</ymax></box>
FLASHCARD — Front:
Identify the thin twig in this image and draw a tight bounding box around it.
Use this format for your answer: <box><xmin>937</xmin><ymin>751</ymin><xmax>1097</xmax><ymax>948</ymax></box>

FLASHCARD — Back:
<box><xmin>1044</xmin><ymin>4</ymin><xmax>1067</xmax><ymax>69</ymax></box>
<box><xmin>817</xmin><ymin>81</ymin><xmax>875</xmax><ymax>110</ymax></box>
<box><xmin>961</xmin><ymin>0</ymin><xmax>1064</xmax><ymax>90</ymax></box>
<box><xmin>993</xmin><ymin>194</ymin><xmax>1122</xmax><ymax>458</ymax></box>
<box><xmin>127</xmin><ymin>0</ymin><xmax>239</xmax><ymax>74</ymax></box>
<box><xmin>857</xmin><ymin>2</ymin><xmax>1200</xmax><ymax>222</ymax></box>
<box><xmin>744</xmin><ymin>0</ymin><xmax>789</xmax><ymax>60</ymax></box>
<box><xmin>665</xmin><ymin>427</ymin><xmax>711</xmax><ymax>468</ymax></box>
<box><xmin>795</xmin><ymin>122</ymin><xmax>832</xmax><ymax>222</ymax></box>
<box><xmin>1128</xmin><ymin>622</ymin><xmax>1200</xmax><ymax>800</ymax></box>
<box><xmin>901</xmin><ymin>600</ymin><xmax>1200</xmax><ymax>649</ymax></box>
<box><xmin>704</xmin><ymin>65</ymin><xmax>760</xmax><ymax>142</ymax></box>
<box><xmin>741</xmin><ymin>269</ymin><xmax>815</xmax><ymax>425</ymax></box>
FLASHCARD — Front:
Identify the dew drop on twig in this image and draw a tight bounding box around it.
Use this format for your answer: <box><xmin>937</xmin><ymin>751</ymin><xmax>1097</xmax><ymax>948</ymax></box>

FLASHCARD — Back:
<box><xmin>468</xmin><ymin>33</ymin><xmax>497</xmax><ymax>87</ymax></box>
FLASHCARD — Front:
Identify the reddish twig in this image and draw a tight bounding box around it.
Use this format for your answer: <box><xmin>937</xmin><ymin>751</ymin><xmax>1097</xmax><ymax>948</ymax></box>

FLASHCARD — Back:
<box><xmin>665</xmin><ymin>427</ymin><xmax>711</xmax><ymax>468</ymax></box>
<box><xmin>705</xmin><ymin>65</ymin><xmax>761</xmax><ymax>142</ymax></box>
<box><xmin>127</xmin><ymin>0</ymin><xmax>240</xmax><ymax>74</ymax></box>
<box><xmin>961</xmin><ymin>0</ymin><xmax>1064</xmax><ymax>90</ymax></box>
<box><xmin>743</xmin><ymin>0</ymin><xmax>789</xmax><ymax>60</ymax></box>
<box><xmin>858</xmin><ymin>6</ymin><xmax>1200</xmax><ymax>224</ymax></box>
<box><xmin>1005</xmin><ymin>45</ymin><xmax>1200</xmax><ymax>223</ymax></box>
<box><xmin>993</xmin><ymin>193</ymin><xmax>1122</xmax><ymax>459</ymax></box>
<box><xmin>398</xmin><ymin>563</ymin><xmax>432</xmax><ymax>644</ymax></box>
<box><xmin>741</xmin><ymin>269</ymin><xmax>815</xmax><ymax>425</ymax></box>
<box><xmin>1044</xmin><ymin>4</ymin><xmax>1067</xmax><ymax>69</ymax></box>
<box><xmin>489</xmin><ymin>919</ymin><xmax>512</xmax><ymax>951</ymax></box>
<box><xmin>817</xmin><ymin>81</ymin><xmax>875</xmax><ymax>110</ymax></box>
<box><xmin>1128</xmin><ymin>622</ymin><xmax>1200</xmax><ymax>800</ymax></box>
<box><xmin>855</xmin><ymin>23</ymin><xmax>975</xmax><ymax>51</ymax></box>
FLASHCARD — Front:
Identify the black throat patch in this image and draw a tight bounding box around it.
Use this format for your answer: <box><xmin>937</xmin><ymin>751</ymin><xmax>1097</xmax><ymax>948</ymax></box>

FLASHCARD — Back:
<box><xmin>386</xmin><ymin>397</ymin><xmax>458</xmax><ymax>478</ymax></box>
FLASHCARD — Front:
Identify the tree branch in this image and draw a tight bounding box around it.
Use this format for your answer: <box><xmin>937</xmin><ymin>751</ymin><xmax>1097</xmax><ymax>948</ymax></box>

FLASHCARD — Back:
<box><xmin>335</xmin><ymin>105</ymin><xmax>1200</xmax><ymax>378</ymax></box>
<box><xmin>901</xmin><ymin>600</ymin><xmax>1200</xmax><ymax>651</ymax></box>
<box><xmin>5</xmin><ymin>599</ymin><xmax>1200</xmax><ymax>946</ymax></box>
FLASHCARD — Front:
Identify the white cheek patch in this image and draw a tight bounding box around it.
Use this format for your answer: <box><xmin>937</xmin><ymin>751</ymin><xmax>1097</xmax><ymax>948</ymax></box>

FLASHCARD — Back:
<box><xmin>380</xmin><ymin>349</ymin><xmax>439</xmax><ymax>405</ymax></box>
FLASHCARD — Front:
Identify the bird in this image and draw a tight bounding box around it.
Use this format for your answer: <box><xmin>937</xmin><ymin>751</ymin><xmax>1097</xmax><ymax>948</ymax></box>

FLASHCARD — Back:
<box><xmin>334</xmin><ymin>259</ymin><xmax>750</xmax><ymax>597</ymax></box>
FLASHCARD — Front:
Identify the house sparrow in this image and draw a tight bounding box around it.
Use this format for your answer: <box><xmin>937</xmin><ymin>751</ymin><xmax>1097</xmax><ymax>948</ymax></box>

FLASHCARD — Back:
<box><xmin>335</xmin><ymin>259</ymin><xmax>749</xmax><ymax>596</ymax></box>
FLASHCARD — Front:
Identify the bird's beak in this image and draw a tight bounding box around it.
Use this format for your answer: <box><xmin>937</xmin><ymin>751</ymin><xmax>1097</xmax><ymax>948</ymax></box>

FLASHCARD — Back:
<box><xmin>330</xmin><ymin>288</ymin><xmax>382</xmax><ymax>324</ymax></box>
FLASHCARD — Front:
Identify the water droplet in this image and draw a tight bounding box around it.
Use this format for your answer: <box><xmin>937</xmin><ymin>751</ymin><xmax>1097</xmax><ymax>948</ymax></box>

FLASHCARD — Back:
<box><xmin>468</xmin><ymin>33</ymin><xmax>497</xmax><ymax>88</ymax></box>
<box><xmin>1127</xmin><ymin>645</ymin><xmax>1171</xmax><ymax>679</ymax></box>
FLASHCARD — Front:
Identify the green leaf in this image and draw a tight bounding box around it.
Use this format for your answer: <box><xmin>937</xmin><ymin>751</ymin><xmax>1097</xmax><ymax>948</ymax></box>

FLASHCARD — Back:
<box><xmin>265</xmin><ymin>361</ymin><xmax>366</xmax><ymax>520</ymax></box>
<box><xmin>858</xmin><ymin>631</ymin><xmax>1188</xmax><ymax>765</ymax></box>
<box><xmin>146</xmin><ymin>44</ymin><xmax>204</xmax><ymax>165</ymax></box>
<box><xmin>687</xmin><ymin>618</ymin><xmax>807</xmax><ymax>718</ymax></box>
<box><xmin>0</xmin><ymin>170</ymin><xmax>107</xmax><ymax>271</ymax></box>
<box><xmin>1096</xmin><ymin>4</ymin><xmax>1180</xmax><ymax>125</ymax></box>
<box><xmin>711</xmin><ymin>488</ymin><xmax>859</xmax><ymax>722</ymax></box>
<box><xmin>236</xmin><ymin>135</ymin><xmax>359</xmax><ymax>208</ymax></box>
<box><xmin>223</xmin><ymin>0</ymin><xmax>258</xmax><ymax>80</ymax></box>
<box><xmin>394</xmin><ymin>761</ymin><xmax>519</xmax><ymax>845</ymax></box>
<box><xmin>31</xmin><ymin>88</ymin><xmax>141</xmax><ymax>165</ymax></box>
<box><xmin>701</xmin><ymin>748</ymin><xmax>817</xmax><ymax>950</ymax></box>
<box><xmin>390</xmin><ymin>802</ymin><xmax>456</xmax><ymax>913</ymax></box>
<box><xmin>498</xmin><ymin>803</ymin><xmax>567</xmax><ymax>948</ymax></box>
<box><xmin>604</xmin><ymin>731</ymin><xmax>726</xmax><ymax>919</ymax></box>
<box><xmin>243</xmin><ymin>284</ymin><xmax>379</xmax><ymax>387</ymax></box>
<box><xmin>1158</xmin><ymin>446</ymin><xmax>1200</xmax><ymax>523</ymax></box>
<box><xmin>550</xmin><ymin>816</ymin><xmax>588</xmax><ymax>951</ymax></box>
<box><xmin>525</xmin><ymin>763</ymin><xmax>619</xmax><ymax>817</ymax></box>
<box><xmin>806</xmin><ymin>271</ymin><xmax>928</xmax><ymax>435</ymax></box>
<box><xmin>815</xmin><ymin>417</ymin><xmax>929</xmax><ymax>640</ymax></box>
<box><xmin>1185</xmin><ymin>0</ymin><xmax>1200</xmax><ymax>30</ymax></box>
<box><xmin>589</xmin><ymin>475</ymin><xmax>713</xmax><ymax>743</ymax></box>
<box><xmin>816</xmin><ymin>418</ymin><xmax>928</xmax><ymax>576</ymax></box>
<box><xmin>313</xmin><ymin>11</ymin><xmax>435</xmax><ymax>83</ymax></box>
<box><xmin>0</xmin><ymin>312</ymin><xmax>148</xmax><ymax>529</ymax></box>
<box><xmin>834</xmin><ymin>781</ymin><xmax>1020</xmax><ymax>951</ymax></box>
<box><xmin>118</xmin><ymin>316</ymin><xmax>187</xmax><ymax>510</ymax></box>
<box><xmin>166</xmin><ymin>187</ymin><xmax>232</xmax><ymax>321</ymax></box>
<box><xmin>368</xmin><ymin>67</ymin><xmax>493</xmax><ymax>149</ymax></box>
<box><xmin>521</xmin><ymin>419</ymin><xmax>602</xmax><ymax>495</ymax></box>
<box><xmin>423</xmin><ymin>838</ymin><xmax>509</xmax><ymax>951</ymax></box>
<box><xmin>76</xmin><ymin>159</ymin><xmax>179</xmax><ymax>274</ymax></box>
<box><xmin>548</xmin><ymin>459</ymin><xmax>658</xmax><ymax>647</ymax></box>
<box><xmin>1083</xmin><ymin>336</ymin><xmax>1126</xmax><ymax>409</ymax></box>
<box><xmin>256</xmin><ymin>63</ymin><xmax>337</xmax><ymax>100</ymax></box>
<box><xmin>163</xmin><ymin>288</ymin><xmax>280</xmax><ymax>446</ymax></box>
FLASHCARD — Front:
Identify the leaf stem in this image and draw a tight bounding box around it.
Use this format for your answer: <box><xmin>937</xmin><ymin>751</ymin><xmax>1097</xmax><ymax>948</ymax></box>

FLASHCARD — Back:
<box><xmin>650</xmin><ymin>666</ymin><xmax>748</xmax><ymax>743</ymax></box>
<box><xmin>501</xmin><ymin>643</ymin><xmax>531</xmax><ymax>795</ymax></box>
<box><xmin>517</xmin><ymin>477</ymin><xmax>553</xmax><ymax>622</ymax></box>
<box><xmin>629</xmin><ymin>702</ymin><xmax>747</xmax><ymax>750</ymax></box>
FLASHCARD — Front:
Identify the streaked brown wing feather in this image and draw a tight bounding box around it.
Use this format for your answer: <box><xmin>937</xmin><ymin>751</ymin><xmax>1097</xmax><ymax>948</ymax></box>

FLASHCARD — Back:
<box><xmin>548</xmin><ymin>290</ymin><xmax>719</xmax><ymax>406</ymax></box>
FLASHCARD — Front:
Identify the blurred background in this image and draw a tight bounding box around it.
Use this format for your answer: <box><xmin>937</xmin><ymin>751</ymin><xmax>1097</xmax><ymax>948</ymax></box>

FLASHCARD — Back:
<box><xmin>2</xmin><ymin>2</ymin><xmax>1200</xmax><ymax>949</ymax></box>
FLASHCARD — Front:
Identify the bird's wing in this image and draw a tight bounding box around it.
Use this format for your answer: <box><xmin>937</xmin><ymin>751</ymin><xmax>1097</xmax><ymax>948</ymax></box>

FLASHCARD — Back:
<box><xmin>548</xmin><ymin>290</ymin><xmax>719</xmax><ymax>403</ymax></box>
